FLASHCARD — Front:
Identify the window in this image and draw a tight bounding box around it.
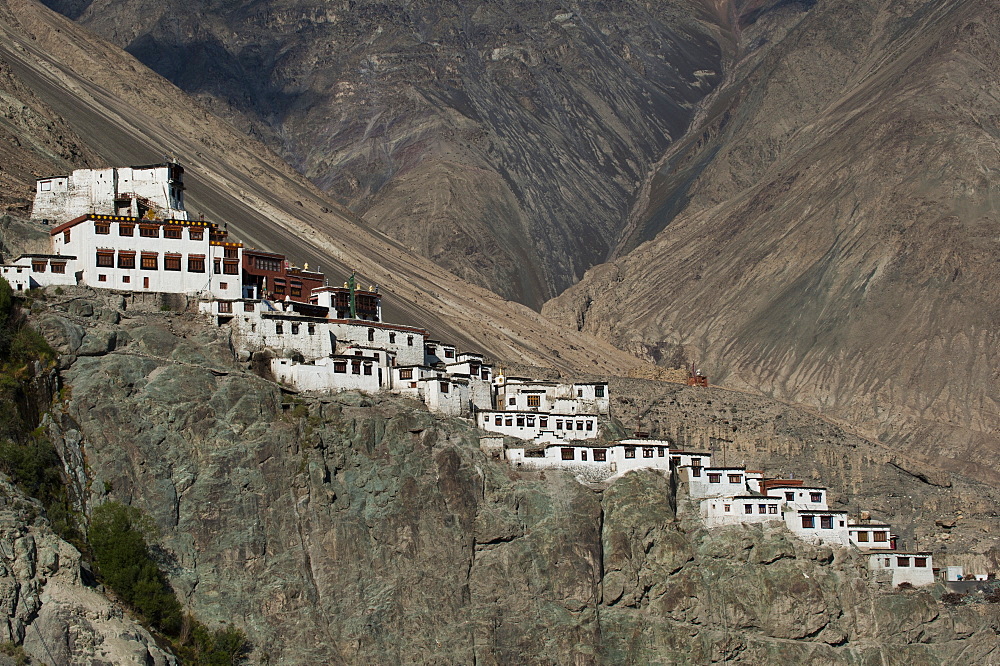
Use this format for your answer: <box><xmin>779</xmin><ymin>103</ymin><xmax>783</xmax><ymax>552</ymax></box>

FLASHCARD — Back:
<box><xmin>400</xmin><ymin>369</ymin><xmax>413</xmax><ymax>380</ymax></box>
<box><xmin>334</xmin><ymin>361</ymin><xmax>347</xmax><ymax>373</ymax></box>
<box><xmin>856</xmin><ymin>531</ymin><xmax>869</xmax><ymax>542</ymax></box>
<box><xmin>820</xmin><ymin>516</ymin><xmax>833</xmax><ymax>529</ymax></box>
<box><xmin>164</xmin><ymin>254</ymin><xmax>181</xmax><ymax>271</ymax></box>
<box><xmin>253</xmin><ymin>256</ymin><xmax>280</xmax><ymax>271</ymax></box>
<box><xmin>581</xmin><ymin>451</ymin><xmax>587</xmax><ymax>461</ymax></box>
<box><xmin>214</xmin><ymin>259</ymin><xmax>222</xmax><ymax>274</ymax></box>
<box><xmin>95</xmin><ymin>223</ymin><xmax>110</xmax><ymax>234</ymax></box>
<box><xmin>275</xmin><ymin>323</ymin><xmax>284</xmax><ymax>334</ymax></box>
<box><xmin>691</xmin><ymin>458</ymin><xmax>701</xmax><ymax>467</ymax></box>
<box><xmin>744</xmin><ymin>504</ymin><xmax>753</xmax><ymax>514</ymax></box>
<box><xmin>440</xmin><ymin>382</ymin><xmax>449</xmax><ymax>393</ymax></box>
<box><xmin>657</xmin><ymin>447</ymin><xmax>664</xmax><ymax>457</ymax></box>
<box><xmin>368</xmin><ymin>328</ymin><xmax>375</xmax><ymax>342</ymax></box>
<box><xmin>119</xmin><ymin>224</ymin><xmax>134</xmax><ymax>237</ymax></box>
<box><xmin>444</xmin><ymin>349</ymin><xmax>455</xmax><ymax>359</ymax></box>
<box><xmin>122</xmin><ymin>276</ymin><xmax>130</xmax><ymax>283</ymax></box>
<box><xmin>724</xmin><ymin>504</ymin><xmax>731</xmax><ymax>512</ymax></box>
<box><xmin>363</xmin><ymin>364</ymin><xmax>372</xmax><ymax>376</ymax></box>
<box><xmin>352</xmin><ymin>361</ymin><xmax>361</xmax><ymax>374</ymax></box>
<box><xmin>31</xmin><ymin>261</ymin><xmax>46</xmax><ymax>273</ymax></box>
<box><xmin>189</xmin><ymin>228</ymin><xmax>203</xmax><ymax>240</ymax></box>
<box><xmin>577</xmin><ymin>389</ymin><xmax>583</xmax><ymax>397</ymax></box>
<box><xmin>143</xmin><ymin>277</ymin><xmax>149</xmax><ymax>288</ymax></box>
<box><xmin>565</xmin><ymin>421</ymin><xmax>573</xmax><ymax>431</ymax></box>
<box><xmin>96</xmin><ymin>252</ymin><xmax>114</xmax><ymax>268</ymax></box>
<box><xmin>40</xmin><ymin>180</ymin><xmax>51</xmax><ymax>191</ymax></box>
<box><xmin>593</xmin><ymin>449</ymin><xmax>606</xmax><ymax>462</ymax></box>
<box><xmin>389</xmin><ymin>333</ymin><xmax>396</xmax><ymax>343</ymax></box>
<box><xmin>768</xmin><ymin>505</ymin><xmax>778</xmax><ymax>514</ymax></box>
<box><xmin>586</xmin><ymin>421</ymin><xmax>594</xmax><ymax>431</ymax></box>
<box><xmin>494</xmin><ymin>416</ymin><xmax>502</xmax><ymax>426</ymax></box>
<box><xmin>244</xmin><ymin>302</ymin><xmax>255</xmax><ymax>312</ymax></box>
<box><xmin>505</xmin><ymin>417</ymin><xmax>513</xmax><ymax>426</ymax></box>
<box><xmin>219</xmin><ymin>282</ymin><xmax>228</xmax><ymax>290</ymax></box>
<box><xmin>785</xmin><ymin>492</ymin><xmax>795</xmax><ymax>501</ymax></box>
<box><xmin>810</xmin><ymin>492</ymin><xmax>822</xmax><ymax>503</ymax></box>
<box><xmin>218</xmin><ymin>301</ymin><xmax>233</xmax><ymax>314</ymax></box>
<box><xmin>692</xmin><ymin>467</ymin><xmax>702</xmax><ymax>477</ymax></box>
<box><xmin>308</xmin><ymin>324</ymin><xmax>315</xmax><ymax>335</ymax></box>
<box><xmin>63</xmin><ymin>230</ymin><xmax>71</xmax><ymax>243</ymax></box>
<box><xmin>289</xmin><ymin>323</ymin><xmax>299</xmax><ymax>335</ymax></box>
<box><xmin>98</xmin><ymin>274</ymin><xmax>107</xmax><ymax>282</ymax></box>
<box><xmin>561</xmin><ymin>448</ymin><xmax>574</xmax><ymax>461</ymax></box>
<box><xmin>897</xmin><ymin>557</ymin><xmax>910</xmax><ymax>567</ymax></box>
<box><xmin>595</xmin><ymin>385</ymin><xmax>605</xmax><ymax>398</ymax></box>
<box><xmin>407</xmin><ymin>336</ymin><xmax>413</xmax><ymax>346</ymax></box>
<box><xmin>758</xmin><ymin>504</ymin><xmax>767</xmax><ymax>514</ymax></box>
<box><xmin>708</xmin><ymin>473</ymin><xmax>721</xmax><ymax>483</ymax></box>
<box><xmin>224</xmin><ymin>247</ymin><xmax>238</xmax><ymax>259</ymax></box>
<box><xmin>539</xmin><ymin>418</ymin><xmax>547</xmax><ymax>428</ymax></box>
<box><xmin>624</xmin><ymin>447</ymin><xmax>635</xmax><ymax>459</ymax></box>
<box><xmin>914</xmin><ymin>558</ymin><xmax>927</xmax><ymax>568</ymax></box>
<box><xmin>643</xmin><ymin>448</ymin><xmax>653</xmax><ymax>458</ymax></box>
<box><xmin>164</xmin><ymin>227</ymin><xmax>182</xmax><ymax>239</ymax></box>
<box><xmin>140</xmin><ymin>253</ymin><xmax>158</xmax><ymax>270</ymax></box>
<box><xmin>516</xmin><ymin>416</ymin><xmax>525</xmax><ymax>427</ymax></box>
<box><xmin>50</xmin><ymin>262</ymin><xmax>66</xmax><ymax>274</ymax></box>
<box><xmin>139</xmin><ymin>226</ymin><xmax>159</xmax><ymax>238</ymax></box>
<box><xmin>508</xmin><ymin>397</ymin><xmax>516</xmax><ymax>406</ymax></box>
<box><xmin>223</xmin><ymin>261</ymin><xmax>239</xmax><ymax>275</ymax></box>
<box><xmin>801</xmin><ymin>516</ymin><xmax>815</xmax><ymax>529</ymax></box>
<box><xmin>118</xmin><ymin>252</ymin><xmax>136</xmax><ymax>269</ymax></box>
<box><xmin>526</xmin><ymin>416</ymin><xmax>535</xmax><ymax>427</ymax></box>
<box><xmin>671</xmin><ymin>457</ymin><xmax>680</xmax><ymax>466</ymax></box>
<box><xmin>188</xmin><ymin>256</ymin><xmax>205</xmax><ymax>273</ymax></box>
<box><xmin>873</xmin><ymin>532</ymin><xmax>887</xmax><ymax>542</ymax></box>
<box><xmin>729</xmin><ymin>474</ymin><xmax>742</xmax><ymax>484</ymax></box>
<box><xmin>527</xmin><ymin>395</ymin><xmax>541</xmax><ymax>408</ymax></box>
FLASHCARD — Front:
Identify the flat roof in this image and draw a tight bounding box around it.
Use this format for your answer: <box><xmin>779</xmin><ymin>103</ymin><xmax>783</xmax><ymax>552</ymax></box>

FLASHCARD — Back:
<box><xmin>16</xmin><ymin>253</ymin><xmax>77</xmax><ymax>259</ymax></box>
<box><xmin>795</xmin><ymin>510</ymin><xmax>848</xmax><ymax>515</ymax></box>
<box><xmin>765</xmin><ymin>485</ymin><xmax>827</xmax><ymax>491</ymax></box>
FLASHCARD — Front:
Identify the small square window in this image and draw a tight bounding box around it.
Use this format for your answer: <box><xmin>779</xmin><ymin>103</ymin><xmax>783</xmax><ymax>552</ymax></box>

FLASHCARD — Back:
<box><xmin>744</xmin><ymin>504</ymin><xmax>753</xmax><ymax>514</ymax></box>
<box><xmin>624</xmin><ymin>447</ymin><xmax>635</xmax><ymax>459</ymax></box>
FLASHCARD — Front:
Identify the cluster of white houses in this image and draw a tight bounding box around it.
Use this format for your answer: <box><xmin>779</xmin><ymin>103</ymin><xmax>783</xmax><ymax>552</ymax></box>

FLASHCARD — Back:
<box><xmin>4</xmin><ymin>163</ymin><xmax>937</xmax><ymax>587</ymax></box>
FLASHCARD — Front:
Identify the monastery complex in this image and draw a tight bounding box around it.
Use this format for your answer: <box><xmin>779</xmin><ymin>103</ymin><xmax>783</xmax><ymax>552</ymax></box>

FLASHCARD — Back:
<box><xmin>1</xmin><ymin>163</ymin><xmax>954</xmax><ymax>588</ymax></box>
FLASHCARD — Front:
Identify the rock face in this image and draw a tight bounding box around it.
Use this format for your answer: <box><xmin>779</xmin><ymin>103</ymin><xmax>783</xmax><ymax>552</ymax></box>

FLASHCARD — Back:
<box><xmin>39</xmin><ymin>0</ymin><xmax>727</xmax><ymax>306</ymax></box>
<box><xmin>27</xmin><ymin>290</ymin><xmax>1000</xmax><ymax>663</ymax></box>
<box><xmin>0</xmin><ymin>477</ymin><xmax>175</xmax><ymax>665</ymax></box>
<box><xmin>543</xmin><ymin>0</ymin><xmax>1000</xmax><ymax>485</ymax></box>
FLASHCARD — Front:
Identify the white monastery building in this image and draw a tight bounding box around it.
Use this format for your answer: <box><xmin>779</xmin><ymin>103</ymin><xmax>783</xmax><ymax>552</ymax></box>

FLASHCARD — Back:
<box><xmin>5</xmin><ymin>162</ymin><xmax>945</xmax><ymax>586</ymax></box>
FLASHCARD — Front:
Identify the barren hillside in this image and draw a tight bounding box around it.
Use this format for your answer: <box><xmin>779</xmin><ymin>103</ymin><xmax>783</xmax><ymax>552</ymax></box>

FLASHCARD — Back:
<box><xmin>0</xmin><ymin>0</ymin><xmax>645</xmax><ymax>377</ymax></box>
<box><xmin>544</xmin><ymin>0</ymin><xmax>1000</xmax><ymax>483</ymax></box>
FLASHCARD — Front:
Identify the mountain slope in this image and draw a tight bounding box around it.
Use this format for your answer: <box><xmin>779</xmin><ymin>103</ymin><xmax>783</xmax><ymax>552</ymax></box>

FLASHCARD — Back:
<box><xmin>39</xmin><ymin>0</ymin><xmax>732</xmax><ymax>306</ymax></box>
<box><xmin>544</xmin><ymin>0</ymin><xmax>1000</xmax><ymax>482</ymax></box>
<box><xmin>0</xmin><ymin>0</ymin><xmax>644</xmax><ymax>376</ymax></box>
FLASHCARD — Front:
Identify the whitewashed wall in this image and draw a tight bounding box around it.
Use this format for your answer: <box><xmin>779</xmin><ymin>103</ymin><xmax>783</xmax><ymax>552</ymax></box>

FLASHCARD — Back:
<box><xmin>868</xmin><ymin>553</ymin><xmax>935</xmax><ymax>587</ymax></box>
<box><xmin>701</xmin><ymin>497</ymin><xmax>785</xmax><ymax>527</ymax></box>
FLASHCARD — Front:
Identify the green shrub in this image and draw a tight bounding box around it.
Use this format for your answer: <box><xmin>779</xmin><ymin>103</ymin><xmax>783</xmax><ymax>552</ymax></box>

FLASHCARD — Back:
<box><xmin>88</xmin><ymin>502</ymin><xmax>184</xmax><ymax>635</ymax></box>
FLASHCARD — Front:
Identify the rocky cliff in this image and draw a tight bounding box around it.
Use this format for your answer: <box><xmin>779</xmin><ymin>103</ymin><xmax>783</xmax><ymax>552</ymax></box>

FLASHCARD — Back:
<box><xmin>22</xmin><ymin>287</ymin><xmax>1000</xmax><ymax>663</ymax></box>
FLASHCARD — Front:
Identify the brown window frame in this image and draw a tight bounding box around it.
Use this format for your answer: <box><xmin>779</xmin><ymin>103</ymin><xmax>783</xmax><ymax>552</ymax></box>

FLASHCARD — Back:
<box><xmin>188</xmin><ymin>255</ymin><xmax>205</xmax><ymax>273</ymax></box>
<box><xmin>119</xmin><ymin>224</ymin><xmax>134</xmax><ymax>237</ymax></box>
<box><xmin>708</xmin><ymin>473</ymin><xmax>722</xmax><ymax>483</ymax></box>
<box><xmin>31</xmin><ymin>261</ymin><xmax>47</xmax><ymax>273</ymax></box>
<box><xmin>820</xmin><ymin>516</ymin><xmax>833</xmax><ymax>529</ymax></box>
<box><xmin>593</xmin><ymin>449</ymin><xmax>606</xmax><ymax>462</ymax></box>
<box><xmin>333</xmin><ymin>361</ymin><xmax>347</xmax><ymax>373</ymax></box>
<box><xmin>561</xmin><ymin>448</ymin><xmax>575</xmax><ymax>461</ymax></box>
<box><xmin>399</xmin><ymin>369</ymin><xmax>413</xmax><ymax>380</ymax></box>
<box><xmin>139</xmin><ymin>225</ymin><xmax>159</xmax><ymax>238</ymax></box>
<box><xmin>729</xmin><ymin>474</ymin><xmax>743</xmax><ymax>484</ymax></box>
<box><xmin>117</xmin><ymin>252</ymin><xmax>136</xmax><ymax>269</ymax></box>
<box><xmin>189</xmin><ymin>228</ymin><xmax>204</xmax><ymax>240</ymax></box>
<box><xmin>873</xmin><ymin>531</ymin><xmax>888</xmax><ymax>542</ymax></box>
<box><xmin>624</xmin><ymin>447</ymin><xmax>635</xmax><ymax>459</ymax></box>
<box><xmin>856</xmin><ymin>531</ymin><xmax>869</xmax><ymax>542</ymax></box>
<box><xmin>810</xmin><ymin>492</ymin><xmax>823</xmax><ymax>503</ymax></box>
<box><xmin>140</xmin><ymin>253</ymin><xmax>158</xmax><ymax>270</ymax></box>
<box><xmin>95</xmin><ymin>223</ymin><xmax>111</xmax><ymax>235</ymax></box>
<box><xmin>526</xmin><ymin>394</ymin><xmax>541</xmax><ymax>408</ymax></box>
<box><xmin>801</xmin><ymin>516</ymin><xmax>815</xmax><ymax>529</ymax></box>
<box><xmin>164</xmin><ymin>227</ymin><xmax>183</xmax><ymax>239</ymax></box>
<box><xmin>50</xmin><ymin>262</ymin><xmax>66</xmax><ymax>274</ymax></box>
<box><xmin>96</xmin><ymin>252</ymin><xmax>114</xmax><ymax>268</ymax></box>
<box><xmin>164</xmin><ymin>254</ymin><xmax>182</xmax><ymax>271</ymax></box>
<box><xmin>439</xmin><ymin>381</ymin><xmax>449</xmax><ymax>393</ymax></box>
